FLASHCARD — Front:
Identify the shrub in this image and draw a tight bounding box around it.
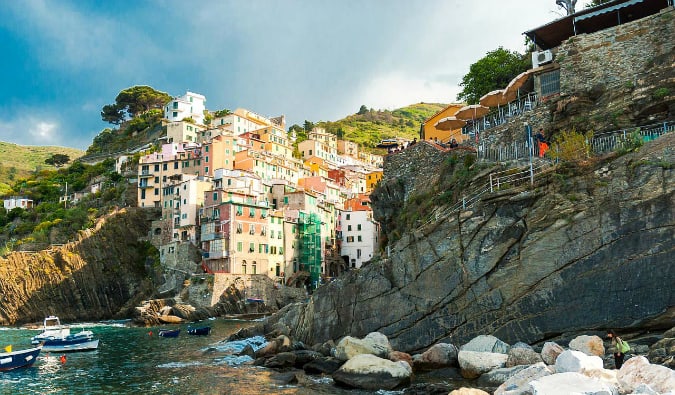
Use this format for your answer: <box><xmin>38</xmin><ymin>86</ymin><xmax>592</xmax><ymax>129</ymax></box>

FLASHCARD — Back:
<box><xmin>549</xmin><ymin>128</ymin><xmax>593</xmax><ymax>163</ymax></box>
<box><xmin>652</xmin><ymin>88</ymin><xmax>670</xmax><ymax>100</ymax></box>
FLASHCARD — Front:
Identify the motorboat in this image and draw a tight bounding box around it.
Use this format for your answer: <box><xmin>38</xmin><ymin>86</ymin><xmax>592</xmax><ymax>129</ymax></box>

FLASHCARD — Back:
<box><xmin>186</xmin><ymin>325</ymin><xmax>211</xmax><ymax>336</ymax></box>
<box><xmin>158</xmin><ymin>328</ymin><xmax>180</xmax><ymax>338</ymax></box>
<box><xmin>31</xmin><ymin>316</ymin><xmax>99</xmax><ymax>352</ymax></box>
<box><xmin>0</xmin><ymin>345</ymin><xmax>42</xmax><ymax>371</ymax></box>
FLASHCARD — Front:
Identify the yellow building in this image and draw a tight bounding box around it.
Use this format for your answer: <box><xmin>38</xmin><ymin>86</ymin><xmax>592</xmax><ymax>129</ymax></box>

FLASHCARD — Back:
<box><xmin>421</xmin><ymin>103</ymin><xmax>467</xmax><ymax>144</ymax></box>
<box><xmin>365</xmin><ymin>170</ymin><xmax>383</xmax><ymax>192</ymax></box>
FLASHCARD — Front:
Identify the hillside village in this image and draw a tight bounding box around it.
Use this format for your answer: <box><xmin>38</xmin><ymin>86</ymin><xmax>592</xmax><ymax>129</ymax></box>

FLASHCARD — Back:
<box><xmin>125</xmin><ymin>99</ymin><xmax>388</xmax><ymax>293</ymax></box>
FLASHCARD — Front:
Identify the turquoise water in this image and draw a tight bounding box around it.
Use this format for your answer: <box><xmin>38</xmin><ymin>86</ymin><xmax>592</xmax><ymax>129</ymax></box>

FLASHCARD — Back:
<box><xmin>0</xmin><ymin>318</ymin><xmax>321</xmax><ymax>394</ymax></box>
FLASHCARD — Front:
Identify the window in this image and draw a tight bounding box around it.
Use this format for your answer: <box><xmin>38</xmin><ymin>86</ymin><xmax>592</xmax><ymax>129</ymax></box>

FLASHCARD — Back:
<box><xmin>270</xmin><ymin>230</ymin><xmax>275</xmax><ymax>238</ymax></box>
<box><xmin>236</xmin><ymin>206</ymin><xmax>243</xmax><ymax>215</ymax></box>
<box><xmin>357</xmin><ymin>235</ymin><xmax>362</xmax><ymax>242</ymax></box>
<box><xmin>249</xmin><ymin>243</ymin><xmax>255</xmax><ymax>253</ymax></box>
<box><xmin>348</xmin><ymin>225</ymin><xmax>352</xmax><ymax>231</ymax></box>
<box><xmin>237</xmin><ymin>242</ymin><xmax>243</xmax><ymax>252</ymax></box>
<box><xmin>174</xmin><ymin>162</ymin><xmax>178</xmax><ymax>169</ymax></box>
<box><xmin>236</xmin><ymin>224</ymin><xmax>243</xmax><ymax>233</ymax></box>
<box><xmin>279</xmin><ymin>247</ymin><xmax>283</xmax><ymax>254</ymax></box>
<box><xmin>249</xmin><ymin>224</ymin><xmax>255</xmax><ymax>235</ymax></box>
<box><xmin>357</xmin><ymin>249</ymin><xmax>362</xmax><ymax>258</ymax></box>
<box><xmin>357</xmin><ymin>224</ymin><xmax>362</xmax><ymax>231</ymax></box>
<box><xmin>249</xmin><ymin>207</ymin><xmax>255</xmax><ymax>217</ymax></box>
<box><xmin>261</xmin><ymin>227</ymin><xmax>266</xmax><ymax>235</ymax></box>
<box><xmin>242</xmin><ymin>261</ymin><xmax>247</xmax><ymax>274</ymax></box>
<box><xmin>346</xmin><ymin>236</ymin><xmax>354</xmax><ymax>242</ymax></box>
<box><xmin>252</xmin><ymin>262</ymin><xmax>257</xmax><ymax>274</ymax></box>
<box><xmin>346</xmin><ymin>214</ymin><xmax>351</xmax><ymax>220</ymax></box>
<box><xmin>213</xmin><ymin>192</ymin><xmax>218</xmax><ymax>201</ymax></box>
<box><xmin>163</xmin><ymin>163</ymin><xmax>168</xmax><ymax>171</ymax></box>
<box><xmin>540</xmin><ymin>69</ymin><xmax>560</xmax><ymax>98</ymax></box>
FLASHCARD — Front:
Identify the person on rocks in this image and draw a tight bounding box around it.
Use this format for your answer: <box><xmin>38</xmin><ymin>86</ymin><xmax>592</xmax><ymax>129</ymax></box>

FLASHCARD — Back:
<box><xmin>606</xmin><ymin>329</ymin><xmax>629</xmax><ymax>369</ymax></box>
<box><xmin>535</xmin><ymin>128</ymin><xmax>549</xmax><ymax>158</ymax></box>
<box><xmin>449</xmin><ymin>138</ymin><xmax>459</xmax><ymax>149</ymax></box>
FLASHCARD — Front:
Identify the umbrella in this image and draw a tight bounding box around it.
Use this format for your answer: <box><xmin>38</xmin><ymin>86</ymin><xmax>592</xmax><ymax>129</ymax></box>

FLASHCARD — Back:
<box><xmin>434</xmin><ymin>116</ymin><xmax>466</xmax><ymax>131</ymax></box>
<box><xmin>504</xmin><ymin>70</ymin><xmax>532</xmax><ymax>99</ymax></box>
<box><xmin>479</xmin><ymin>89</ymin><xmax>510</xmax><ymax>108</ymax></box>
<box><xmin>454</xmin><ymin>104</ymin><xmax>489</xmax><ymax>120</ymax></box>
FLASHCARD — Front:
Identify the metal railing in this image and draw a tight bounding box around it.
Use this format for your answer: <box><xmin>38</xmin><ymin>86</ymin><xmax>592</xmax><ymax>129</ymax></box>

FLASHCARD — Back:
<box><xmin>478</xmin><ymin>121</ymin><xmax>674</xmax><ymax>162</ymax></box>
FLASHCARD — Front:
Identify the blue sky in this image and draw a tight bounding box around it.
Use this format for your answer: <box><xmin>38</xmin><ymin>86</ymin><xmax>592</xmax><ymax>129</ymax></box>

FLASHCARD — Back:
<box><xmin>0</xmin><ymin>0</ymin><xmax>591</xmax><ymax>150</ymax></box>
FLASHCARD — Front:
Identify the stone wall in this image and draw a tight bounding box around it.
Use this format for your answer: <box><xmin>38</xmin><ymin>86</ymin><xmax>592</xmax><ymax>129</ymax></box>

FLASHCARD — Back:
<box><xmin>558</xmin><ymin>7</ymin><xmax>674</xmax><ymax>95</ymax></box>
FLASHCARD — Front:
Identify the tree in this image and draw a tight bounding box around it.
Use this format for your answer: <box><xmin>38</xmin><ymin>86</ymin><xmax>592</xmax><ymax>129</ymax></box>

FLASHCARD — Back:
<box><xmin>303</xmin><ymin>120</ymin><xmax>315</xmax><ymax>133</ymax></box>
<box><xmin>457</xmin><ymin>47</ymin><xmax>530</xmax><ymax>105</ymax></box>
<box><xmin>101</xmin><ymin>104</ymin><xmax>124</xmax><ymax>125</ymax></box>
<box><xmin>101</xmin><ymin>86</ymin><xmax>171</xmax><ymax>124</ymax></box>
<box><xmin>357</xmin><ymin>105</ymin><xmax>368</xmax><ymax>115</ymax></box>
<box><xmin>556</xmin><ymin>0</ymin><xmax>577</xmax><ymax>15</ymax></box>
<box><xmin>45</xmin><ymin>154</ymin><xmax>70</xmax><ymax>168</ymax></box>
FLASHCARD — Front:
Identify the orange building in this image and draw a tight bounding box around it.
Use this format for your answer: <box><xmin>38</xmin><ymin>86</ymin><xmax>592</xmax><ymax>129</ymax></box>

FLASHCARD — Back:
<box><xmin>421</xmin><ymin>103</ymin><xmax>467</xmax><ymax>144</ymax></box>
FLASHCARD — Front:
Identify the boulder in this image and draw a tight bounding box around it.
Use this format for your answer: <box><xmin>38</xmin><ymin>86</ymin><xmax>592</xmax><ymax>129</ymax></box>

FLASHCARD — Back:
<box><xmin>555</xmin><ymin>350</ymin><xmax>604</xmax><ymax>373</ymax></box>
<box><xmin>449</xmin><ymin>388</ymin><xmax>490</xmax><ymax>395</ymax></box>
<box><xmin>510</xmin><ymin>342</ymin><xmax>534</xmax><ymax>350</ymax></box>
<box><xmin>646</xmin><ymin>337</ymin><xmax>675</xmax><ymax>369</ymax></box>
<box><xmin>458</xmin><ymin>350</ymin><xmax>509</xmax><ymax>379</ymax></box>
<box><xmin>333</xmin><ymin>332</ymin><xmax>392</xmax><ymax>361</ymax></box>
<box><xmin>541</xmin><ymin>341</ymin><xmax>564</xmax><ymax>365</ymax></box>
<box><xmin>262</xmin><ymin>351</ymin><xmax>297</xmax><ymax>368</ymax></box>
<box><xmin>631</xmin><ymin>383</ymin><xmax>659</xmax><ymax>395</ymax></box>
<box><xmin>414</xmin><ymin>343</ymin><xmax>458</xmax><ymax>369</ymax></box>
<box><xmin>494</xmin><ymin>362</ymin><xmax>553</xmax><ymax>395</ymax></box>
<box><xmin>291</xmin><ymin>350</ymin><xmax>323</xmax><ymax>367</ymax></box>
<box><xmin>476</xmin><ymin>365</ymin><xmax>529</xmax><ymax>387</ymax></box>
<box><xmin>331</xmin><ymin>354</ymin><xmax>412</xmax><ymax>390</ymax></box>
<box><xmin>255</xmin><ymin>340</ymin><xmax>278</xmax><ymax>357</ymax></box>
<box><xmin>388</xmin><ymin>351</ymin><xmax>413</xmax><ymax>368</ymax></box>
<box><xmin>506</xmin><ymin>347</ymin><xmax>543</xmax><ymax>367</ymax></box>
<box><xmin>461</xmin><ymin>335</ymin><xmax>510</xmax><ymax>354</ymax></box>
<box><xmin>617</xmin><ymin>355</ymin><xmax>675</xmax><ymax>393</ymax></box>
<box><xmin>569</xmin><ymin>334</ymin><xmax>605</xmax><ymax>357</ymax></box>
<box><xmin>302</xmin><ymin>356</ymin><xmax>343</xmax><ymax>375</ymax></box>
<box><xmin>530</xmin><ymin>372</ymin><xmax>618</xmax><ymax>395</ymax></box>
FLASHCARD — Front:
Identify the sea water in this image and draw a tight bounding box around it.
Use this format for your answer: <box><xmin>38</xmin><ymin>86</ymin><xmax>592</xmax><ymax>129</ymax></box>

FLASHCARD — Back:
<box><xmin>0</xmin><ymin>319</ymin><xmax>386</xmax><ymax>395</ymax></box>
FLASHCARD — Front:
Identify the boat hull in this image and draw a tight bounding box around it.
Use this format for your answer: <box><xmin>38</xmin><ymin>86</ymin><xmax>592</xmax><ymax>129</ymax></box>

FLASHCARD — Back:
<box><xmin>158</xmin><ymin>329</ymin><xmax>180</xmax><ymax>338</ymax></box>
<box><xmin>0</xmin><ymin>346</ymin><xmax>42</xmax><ymax>371</ymax></box>
<box><xmin>187</xmin><ymin>326</ymin><xmax>211</xmax><ymax>336</ymax></box>
<box><xmin>40</xmin><ymin>338</ymin><xmax>99</xmax><ymax>352</ymax></box>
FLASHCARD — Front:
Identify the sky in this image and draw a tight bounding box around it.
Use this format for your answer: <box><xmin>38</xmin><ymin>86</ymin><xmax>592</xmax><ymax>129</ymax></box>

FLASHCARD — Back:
<box><xmin>0</xmin><ymin>0</ymin><xmax>593</xmax><ymax>150</ymax></box>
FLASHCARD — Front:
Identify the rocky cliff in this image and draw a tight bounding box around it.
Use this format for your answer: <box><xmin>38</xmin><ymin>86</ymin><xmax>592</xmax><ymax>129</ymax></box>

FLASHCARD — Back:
<box><xmin>0</xmin><ymin>207</ymin><xmax>160</xmax><ymax>325</ymax></box>
<box><xmin>260</xmin><ymin>134</ymin><xmax>674</xmax><ymax>353</ymax></box>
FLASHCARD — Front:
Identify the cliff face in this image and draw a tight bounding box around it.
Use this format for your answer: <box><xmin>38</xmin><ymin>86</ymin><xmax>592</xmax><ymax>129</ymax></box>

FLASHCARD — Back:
<box><xmin>0</xmin><ymin>207</ymin><xmax>159</xmax><ymax>325</ymax></box>
<box><xmin>264</xmin><ymin>134</ymin><xmax>674</xmax><ymax>353</ymax></box>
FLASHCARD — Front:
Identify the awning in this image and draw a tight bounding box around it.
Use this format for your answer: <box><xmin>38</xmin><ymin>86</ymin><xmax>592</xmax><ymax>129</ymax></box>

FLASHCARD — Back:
<box><xmin>523</xmin><ymin>0</ymin><xmax>670</xmax><ymax>50</ymax></box>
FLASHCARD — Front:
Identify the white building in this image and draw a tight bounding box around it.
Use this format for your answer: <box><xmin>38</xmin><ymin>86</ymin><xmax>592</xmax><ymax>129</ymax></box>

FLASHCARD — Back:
<box><xmin>164</xmin><ymin>91</ymin><xmax>206</xmax><ymax>125</ymax></box>
<box><xmin>340</xmin><ymin>209</ymin><xmax>379</xmax><ymax>269</ymax></box>
<box><xmin>3</xmin><ymin>196</ymin><xmax>34</xmax><ymax>210</ymax></box>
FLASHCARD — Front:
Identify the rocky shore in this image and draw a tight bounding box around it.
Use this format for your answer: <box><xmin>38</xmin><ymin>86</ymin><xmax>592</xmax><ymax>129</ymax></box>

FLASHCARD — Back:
<box><xmin>226</xmin><ymin>327</ymin><xmax>675</xmax><ymax>393</ymax></box>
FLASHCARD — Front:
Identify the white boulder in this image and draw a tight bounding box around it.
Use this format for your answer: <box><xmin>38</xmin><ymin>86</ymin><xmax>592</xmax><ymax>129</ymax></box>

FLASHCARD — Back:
<box><xmin>617</xmin><ymin>356</ymin><xmax>675</xmax><ymax>394</ymax></box>
<box><xmin>555</xmin><ymin>349</ymin><xmax>604</xmax><ymax>373</ymax></box>
<box><xmin>458</xmin><ymin>350</ymin><xmax>509</xmax><ymax>379</ymax></box>
<box><xmin>331</xmin><ymin>353</ymin><xmax>412</xmax><ymax>390</ymax></box>
<box><xmin>530</xmin><ymin>372</ymin><xmax>618</xmax><ymax>394</ymax></box>
<box><xmin>333</xmin><ymin>332</ymin><xmax>393</xmax><ymax>361</ymax></box>
<box><xmin>494</xmin><ymin>362</ymin><xmax>554</xmax><ymax>395</ymax></box>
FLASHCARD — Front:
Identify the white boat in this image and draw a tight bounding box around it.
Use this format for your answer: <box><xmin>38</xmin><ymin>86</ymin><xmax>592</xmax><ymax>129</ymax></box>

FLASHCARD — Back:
<box><xmin>31</xmin><ymin>316</ymin><xmax>99</xmax><ymax>352</ymax></box>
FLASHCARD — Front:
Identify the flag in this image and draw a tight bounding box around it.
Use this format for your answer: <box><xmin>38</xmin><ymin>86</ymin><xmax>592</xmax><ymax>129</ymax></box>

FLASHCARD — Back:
<box><xmin>4</xmin><ymin>345</ymin><xmax>11</xmax><ymax>353</ymax></box>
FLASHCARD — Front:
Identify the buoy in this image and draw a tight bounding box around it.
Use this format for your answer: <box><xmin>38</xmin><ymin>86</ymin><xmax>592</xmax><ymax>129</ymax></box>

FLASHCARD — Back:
<box><xmin>60</xmin><ymin>354</ymin><xmax>67</xmax><ymax>364</ymax></box>
<box><xmin>148</xmin><ymin>330</ymin><xmax>153</xmax><ymax>337</ymax></box>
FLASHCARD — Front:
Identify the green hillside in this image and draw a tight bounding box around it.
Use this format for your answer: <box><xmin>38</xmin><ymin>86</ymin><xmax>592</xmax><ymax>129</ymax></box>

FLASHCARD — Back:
<box><xmin>0</xmin><ymin>142</ymin><xmax>84</xmax><ymax>196</ymax></box>
<box><xmin>318</xmin><ymin>103</ymin><xmax>447</xmax><ymax>151</ymax></box>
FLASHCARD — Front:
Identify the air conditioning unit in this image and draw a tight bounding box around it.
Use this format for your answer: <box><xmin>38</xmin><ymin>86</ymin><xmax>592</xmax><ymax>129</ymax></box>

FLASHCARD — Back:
<box><xmin>532</xmin><ymin>50</ymin><xmax>554</xmax><ymax>68</ymax></box>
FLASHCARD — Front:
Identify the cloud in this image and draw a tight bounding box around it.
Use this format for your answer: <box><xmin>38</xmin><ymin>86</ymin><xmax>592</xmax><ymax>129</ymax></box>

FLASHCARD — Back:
<box><xmin>0</xmin><ymin>111</ymin><xmax>94</xmax><ymax>149</ymax></box>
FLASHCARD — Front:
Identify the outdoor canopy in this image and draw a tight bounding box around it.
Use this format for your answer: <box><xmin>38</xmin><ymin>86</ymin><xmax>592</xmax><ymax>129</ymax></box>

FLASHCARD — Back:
<box><xmin>479</xmin><ymin>89</ymin><xmax>511</xmax><ymax>108</ymax></box>
<box><xmin>454</xmin><ymin>104</ymin><xmax>489</xmax><ymax>120</ymax></box>
<box><xmin>434</xmin><ymin>116</ymin><xmax>467</xmax><ymax>131</ymax></box>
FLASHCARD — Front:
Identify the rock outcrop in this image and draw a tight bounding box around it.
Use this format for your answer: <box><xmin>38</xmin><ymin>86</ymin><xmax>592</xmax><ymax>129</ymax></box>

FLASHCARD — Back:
<box><xmin>259</xmin><ymin>133</ymin><xmax>675</xmax><ymax>353</ymax></box>
<box><xmin>0</xmin><ymin>207</ymin><xmax>159</xmax><ymax>325</ymax></box>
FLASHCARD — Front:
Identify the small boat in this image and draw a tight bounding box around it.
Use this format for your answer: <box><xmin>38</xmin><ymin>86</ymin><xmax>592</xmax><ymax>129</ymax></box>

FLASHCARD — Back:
<box><xmin>186</xmin><ymin>326</ymin><xmax>211</xmax><ymax>336</ymax></box>
<box><xmin>158</xmin><ymin>329</ymin><xmax>181</xmax><ymax>338</ymax></box>
<box><xmin>0</xmin><ymin>346</ymin><xmax>42</xmax><ymax>371</ymax></box>
<box><xmin>31</xmin><ymin>316</ymin><xmax>99</xmax><ymax>352</ymax></box>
